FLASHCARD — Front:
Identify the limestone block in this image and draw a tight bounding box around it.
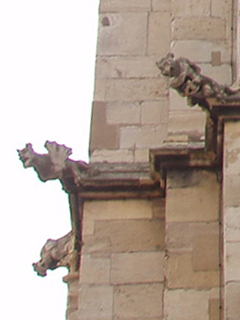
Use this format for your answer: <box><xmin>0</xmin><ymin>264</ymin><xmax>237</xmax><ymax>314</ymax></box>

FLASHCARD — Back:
<box><xmin>199</xmin><ymin>63</ymin><xmax>232</xmax><ymax>85</ymax></box>
<box><xmin>95</xmin><ymin>56</ymin><xmax>160</xmax><ymax>79</ymax></box>
<box><xmin>134</xmin><ymin>148</ymin><xmax>149</xmax><ymax>162</ymax></box>
<box><xmin>106</xmin><ymin>102</ymin><xmax>141</xmax><ymax>125</ymax></box>
<box><xmin>226</xmin><ymin>282</ymin><xmax>240</xmax><ymax>319</ymax></box>
<box><xmin>166</xmin><ymin>222</ymin><xmax>219</xmax><ymax>252</ymax></box>
<box><xmin>168</xmin><ymin>110</ymin><xmax>205</xmax><ymax>138</ymax></box>
<box><xmin>225</xmin><ymin>207</ymin><xmax>240</xmax><ymax>242</ymax></box>
<box><xmin>165</xmin><ymin>288</ymin><xmax>219</xmax><ymax>320</ymax></box>
<box><xmin>78</xmin><ymin>285</ymin><xmax>113</xmax><ymax>319</ymax></box>
<box><xmin>114</xmin><ymin>284</ymin><xmax>163</xmax><ymax>318</ymax></box>
<box><xmin>172</xmin><ymin>0</ymin><xmax>211</xmax><ymax>16</ymax></box>
<box><xmin>90</xmin><ymin>102</ymin><xmax>119</xmax><ymax>151</ymax></box>
<box><xmin>209</xmin><ymin>299</ymin><xmax>220</xmax><ymax>320</ymax></box>
<box><xmin>147</xmin><ymin>12</ymin><xmax>171</xmax><ymax>56</ymax></box>
<box><xmin>171</xmin><ymin>40</ymin><xmax>231</xmax><ymax>63</ymax></box>
<box><xmin>120</xmin><ymin>125</ymin><xmax>167</xmax><ymax>149</ymax></box>
<box><xmin>103</xmin><ymin>78</ymin><xmax>168</xmax><ymax>101</ymax></box>
<box><xmin>224</xmin><ymin>121</ymin><xmax>240</xmax><ymax>151</ymax></box>
<box><xmin>80</xmin><ymin>254</ymin><xmax>110</xmax><ymax>284</ymax></box>
<box><xmin>90</xmin><ymin>149</ymin><xmax>134</xmax><ymax>164</ymax></box>
<box><xmin>225</xmin><ymin>242</ymin><xmax>240</xmax><ymax>282</ymax></box>
<box><xmin>83</xmin><ymin>200</ymin><xmax>154</xmax><ymax>235</ymax></box>
<box><xmin>224</xmin><ymin>175</ymin><xmax>240</xmax><ymax>207</ymax></box>
<box><xmin>152</xmin><ymin>0</ymin><xmax>171</xmax><ymax>11</ymax></box>
<box><xmin>111</xmin><ymin>252</ymin><xmax>165</xmax><ymax>284</ymax></box>
<box><xmin>83</xmin><ymin>219</ymin><xmax>165</xmax><ymax>254</ymax></box>
<box><xmin>100</xmin><ymin>0</ymin><xmax>151</xmax><ymax>12</ymax></box>
<box><xmin>141</xmin><ymin>99</ymin><xmax>168</xmax><ymax>125</ymax></box>
<box><xmin>192</xmin><ymin>234</ymin><xmax>220</xmax><ymax>271</ymax></box>
<box><xmin>166</xmin><ymin>252</ymin><xmax>219</xmax><ymax>289</ymax></box>
<box><xmin>166</xmin><ymin>170</ymin><xmax>220</xmax><ymax>222</ymax></box>
<box><xmin>169</xmin><ymin>89</ymin><xmax>190</xmax><ymax>111</ymax></box>
<box><xmin>211</xmin><ymin>0</ymin><xmax>232</xmax><ymax>18</ymax></box>
<box><xmin>152</xmin><ymin>198</ymin><xmax>165</xmax><ymax>220</ymax></box>
<box><xmin>98</xmin><ymin>13</ymin><xmax>147</xmax><ymax>56</ymax></box>
<box><xmin>172</xmin><ymin>17</ymin><xmax>226</xmax><ymax>40</ymax></box>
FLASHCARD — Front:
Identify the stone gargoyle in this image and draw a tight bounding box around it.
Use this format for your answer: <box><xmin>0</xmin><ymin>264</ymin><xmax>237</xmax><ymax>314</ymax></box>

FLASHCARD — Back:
<box><xmin>33</xmin><ymin>231</ymin><xmax>76</xmax><ymax>277</ymax></box>
<box><xmin>156</xmin><ymin>53</ymin><xmax>240</xmax><ymax>110</ymax></box>
<box><xmin>17</xmin><ymin>141</ymin><xmax>90</xmax><ymax>187</ymax></box>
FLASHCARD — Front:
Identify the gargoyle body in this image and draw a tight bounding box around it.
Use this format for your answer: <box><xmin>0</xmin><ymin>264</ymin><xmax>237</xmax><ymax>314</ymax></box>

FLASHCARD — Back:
<box><xmin>33</xmin><ymin>231</ymin><xmax>76</xmax><ymax>277</ymax></box>
<box><xmin>17</xmin><ymin>141</ymin><xmax>89</xmax><ymax>187</ymax></box>
<box><xmin>156</xmin><ymin>53</ymin><xmax>240</xmax><ymax>110</ymax></box>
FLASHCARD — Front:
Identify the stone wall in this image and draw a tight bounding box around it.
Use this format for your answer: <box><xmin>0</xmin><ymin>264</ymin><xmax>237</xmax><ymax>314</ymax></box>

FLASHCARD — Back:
<box><xmin>90</xmin><ymin>0</ymin><xmax>233</xmax><ymax>162</ymax></box>
<box><xmin>78</xmin><ymin>199</ymin><xmax>165</xmax><ymax>319</ymax></box>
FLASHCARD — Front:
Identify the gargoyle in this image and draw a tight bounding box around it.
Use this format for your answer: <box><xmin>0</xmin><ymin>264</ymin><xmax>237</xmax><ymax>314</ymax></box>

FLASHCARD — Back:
<box><xmin>156</xmin><ymin>53</ymin><xmax>240</xmax><ymax>110</ymax></box>
<box><xmin>17</xmin><ymin>141</ymin><xmax>90</xmax><ymax>187</ymax></box>
<box><xmin>33</xmin><ymin>231</ymin><xmax>77</xmax><ymax>277</ymax></box>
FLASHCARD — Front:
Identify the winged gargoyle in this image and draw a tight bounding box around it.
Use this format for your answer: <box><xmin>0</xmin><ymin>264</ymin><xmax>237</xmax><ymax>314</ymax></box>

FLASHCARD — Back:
<box><xmin>17</xmin><ymin>141</ymin><xmax>90</xmax><ymax>188</ymax></box>
<box><xmin>156</xmin><ymin>53</ymin><xmax>240</xmax><ymax>110</ymax></box>
<box><xmin>33</xmin><ymin>231</ymin><xmax>77</xmax><ymax>277</ymax></box>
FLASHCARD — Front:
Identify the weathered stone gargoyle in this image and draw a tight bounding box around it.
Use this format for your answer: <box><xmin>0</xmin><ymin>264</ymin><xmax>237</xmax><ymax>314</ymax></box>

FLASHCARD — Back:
<box><xmin>17</xmin><ymin>141</ymin><xmax>90</xmax><ymax>188</ymax></box>
<box><xmin>156</xmin><ymin>53</ymin><xmax>240</xmax><ymax>110</ymax></box>
<box><xmin>33</xmin><ymin>231</ymin><xmax>76</xmax><ymax>277</ymax></box>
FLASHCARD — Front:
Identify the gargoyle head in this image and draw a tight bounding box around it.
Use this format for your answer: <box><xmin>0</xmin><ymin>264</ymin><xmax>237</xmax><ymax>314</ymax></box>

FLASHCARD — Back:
<box><xmin>17</xmin><ymin>143</ymin><xmax>36</xmax><ymax>168</ymax></box>
<box><xmin>156</xmin><ymin>53</ymin><xmax>175</xmax><ymax>77</ymax></box>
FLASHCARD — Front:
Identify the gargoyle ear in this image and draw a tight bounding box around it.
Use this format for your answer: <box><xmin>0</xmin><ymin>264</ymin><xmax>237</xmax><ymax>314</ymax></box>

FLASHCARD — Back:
<box><xmin>167</xmin><ymin>52</ymin><xmax>174</xmax><ymax>59</ymax></box>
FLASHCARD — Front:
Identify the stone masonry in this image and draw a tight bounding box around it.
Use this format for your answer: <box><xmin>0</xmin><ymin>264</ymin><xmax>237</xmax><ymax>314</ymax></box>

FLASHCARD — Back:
<box><xmin>74</xmin><ymin>1</ymin><xmax>240</xmax><ymax>320</ymax></box>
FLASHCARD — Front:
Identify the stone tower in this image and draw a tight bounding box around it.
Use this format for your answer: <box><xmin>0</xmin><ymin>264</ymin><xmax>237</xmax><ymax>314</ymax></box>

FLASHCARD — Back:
<box><xmin>18</xmin><ymin>1</ymin><xmax>240</xmax><ymax>319</ymax></box>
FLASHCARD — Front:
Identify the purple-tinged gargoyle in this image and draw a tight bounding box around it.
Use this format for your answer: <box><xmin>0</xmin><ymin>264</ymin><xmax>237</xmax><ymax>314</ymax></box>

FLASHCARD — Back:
<box><xmin>17</xmin><ymin>141</ymin><xmax>89</xmax><ymax>187</ymax></box>
<box><xmin>33</xmin><ymin>231</ymin><xmax>76</xmax><ymax>277</ymax></box>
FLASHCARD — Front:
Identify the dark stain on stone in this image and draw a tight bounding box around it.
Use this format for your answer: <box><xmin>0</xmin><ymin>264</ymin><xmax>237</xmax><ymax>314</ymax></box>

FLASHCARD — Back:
<box><xmin>102</xmin><ymin>16</ymin><xmax>110</xmax><ymax>26</ymax></box>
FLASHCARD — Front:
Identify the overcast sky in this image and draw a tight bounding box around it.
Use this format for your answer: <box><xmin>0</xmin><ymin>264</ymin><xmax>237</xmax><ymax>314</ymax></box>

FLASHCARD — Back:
<box><xmin>0</xmin><ymin>1</ymin><xmax>99</xmax><ymax>319</ymax></box>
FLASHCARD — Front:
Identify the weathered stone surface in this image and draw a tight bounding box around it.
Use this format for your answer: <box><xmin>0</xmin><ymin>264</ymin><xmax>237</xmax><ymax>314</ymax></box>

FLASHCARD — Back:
<box><xmin>83</xmin><ymin>199</ymin><xmax>154</xmax><ymax>235</ymax></box>
<box><xmin>90</xmin><ymin>149</ymin><xmax>134</xmax><ymax>163</ymax></box>
<box><xmin>225</xmin><ymin>207</ymin><xmax>240</xmax><ymax>242</ymax></box>
<box><xmin>165</xmin><ymin>288</ymin><xmax>219</xmax><ymax>320</ymax></box>
<box><xmin>120</xmin><ymin>125</ymin><xmax>168</xmax><ymax>149</ymax></box>
<box><xmin>166</xmin><ymin>222</ymin><xmax>219</xmax><ymax>252</ymax></box>
<box><xmin>147</xmin><ymin>12</ymin><xmax>171</xmax><ymax>56</ymax></box>
<box><xmin>90</xmin><ymin>101</ymin><xmax>119</xmax><ymax>152</ymax></box>
<box><xmin>171</xmin><ymin>40</ymin><xmax>231</xmax><ymax>63</ymax></box>
<box><xmin>172</xmin><ymin>17</ymin><xmax>226</xmax><ymax>40</ymax></box>
<box><xmin>83</xmin><ymin>219</ymin><xmax>165</xmax><ymax>254</ymax></box>
<box><xmin>106</xmin><ymin>102</ymin><xmax>141</xmax><ymax>125</ymax></box>
<box><xmin>169</xmin><ymin>89</ymin><xmax>189</xmax><ymax>111</ymax></box>
<box><xmin>100</xmin><ymin>0</ymin><xmax>151</xmax><ymax>12</ymax></box>
<box><xmin>172</xmin><ymin>0</ymin><xmax>211</xmax><ymax>16</ymax></box>
<box><xmin>226</xmin><ymin>282</ymin><xmax>240</xmax><ymax>319</ymax></box>
<box><xmin>98</xmin><ymin>13</ymin><xmax>147</xmax><ymax>56</ymax></box>
<box><xmin>152</xmin><ymin>198</ymin><xmax>165</xmax><ymax>220</ymax></box>
<box><xmin>225</xmin><ymin>242</ymin><xmax>240</xmax><ymax>281</ymax></box>
<box><xmin>114</xmin><ymin>284</ymin><xmax>163</xmax><ymax>318</ymax></box>
<box><xmin>192</xmin><ymin>234</ymin><xmax>219</xmax><ymax>271</ymax></box>
<box><xmin>134</xmin><ymin>148</ymin><xmax>149</xmax><ymax>162</ymax></box>
<box><xmin>141</xmin><ymin>100</ymin><xmax>168</xmax><ymax>125</ymax></box>
<box><xmin>168</xmin><ymin>111</ymin><xmax>205</xmax><ymax>136</ymax></box>
<box><xmin>167</xmin><ymin>252</ymin><xmax>219</xmax><ymax>289</ymax></box>
<box><xmin>100</xmin><ymin>78</ymin><xmax>168</xmax><ymax>101</ymax></box>
<box><xmin>209</xmin><ymin>299</ymin><xmax>220</xmax><ymax>320</ymax></box>
<box><xmin>152</xmin><ymin>0</ymin><xmax>171</xmax><ymax>11</ymax></box>
<box><xmin>111</xmin><ymin>252</ymin><xmax>165</xmax><ymax>284</ymax></box>
<box><xmin>166</xmin><ymin>170</ymin><xmax>220</xmax><ymax>222</ymax></box>
<box><xmin>78</xmin><ymin>285</ymin><xmax>113</xmax><ymax>318</ymax></box>
<box><xmin>224</xmin><ymin>175</ymin><xmax>240</xmax><ymax>207</ymax></box>
<box><xmin>211</xmin><ymin>0</ymin><xmax>232</xmax><ymax>18</ymax></box>
<box><xmin>199</xmin><ymin>63</ymin><xmax>232</xmax><ymax>85</ymax></box>
<box><xmin>96</xmin><ymin>56</ymin><xmax>160</xmax><ymax>79</ymax></box>
<box><xmin>80</xmin><ymin>254</ymin><xmax>110</xmax><ymax>284</ymax></box>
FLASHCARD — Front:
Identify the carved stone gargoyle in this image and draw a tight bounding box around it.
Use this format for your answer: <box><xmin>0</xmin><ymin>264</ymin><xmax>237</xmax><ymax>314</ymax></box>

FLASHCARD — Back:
<box><xmin>33</xmin><ymin>231</ymin><xmax>77</xmax><ymax>277</ymax></box>
<box><xmin>156</xmin><ymin>53</ymin><xmax>240</xmax><ymax>110</ymax></box>
<box><xmin>17</xmin><ymin>141</ymin><xmax>90</xmax><ymax>188</ymax></box>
